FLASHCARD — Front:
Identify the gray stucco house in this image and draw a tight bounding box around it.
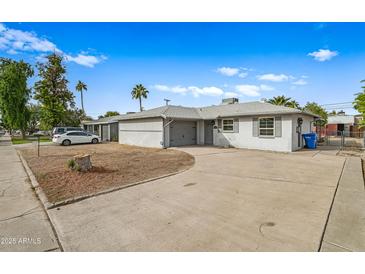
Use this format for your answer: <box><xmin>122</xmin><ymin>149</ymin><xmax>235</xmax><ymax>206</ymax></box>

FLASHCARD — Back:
<box><xmin>83</xmin><ymin>99</ymin><xmax>319</xmax><ymax>152</ymax></box>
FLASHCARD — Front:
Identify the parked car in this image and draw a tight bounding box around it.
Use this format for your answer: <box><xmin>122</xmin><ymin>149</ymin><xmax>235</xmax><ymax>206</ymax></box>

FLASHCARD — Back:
<box><xmin>34</xmin><ymin>130</ymin><xmax>51</xmax><ymax>136</ymax></box>
<box><xmin>52</xmin><ymin>127</ymin><xmax>84</xmax><ymax>136</ymax></box>
<box><xmin>52</xmin><ymin>131</ymin><xmax>101</xmax><ymax>146</ymax></box>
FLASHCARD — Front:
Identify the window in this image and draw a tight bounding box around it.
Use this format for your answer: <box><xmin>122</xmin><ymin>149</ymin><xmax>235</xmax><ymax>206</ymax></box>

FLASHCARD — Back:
<box><xmin>67</xmin><ymin>127</ymin><xmax>82</xmax><ymax>131</ymax></box>
<box><xmin>259</xmin><ymin>117</ymin><xmax>275</xmax><ymax>137</ymax></box>
<box><xmin>67</xmin><ymin>131</ymin><xmax>87</xmax><ymax>136</ymax></box>
<box><xmin>223</xmin><ymin>119</ymin><xmax>234</xmax><ymax>132</ymax></box>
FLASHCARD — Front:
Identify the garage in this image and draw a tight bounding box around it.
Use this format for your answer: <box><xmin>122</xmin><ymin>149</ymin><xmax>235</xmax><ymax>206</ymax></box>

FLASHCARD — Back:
<box><xmin>169</xmin><ymin>121</ymin><xmax>197</xmax><ymax>146</ymax></box>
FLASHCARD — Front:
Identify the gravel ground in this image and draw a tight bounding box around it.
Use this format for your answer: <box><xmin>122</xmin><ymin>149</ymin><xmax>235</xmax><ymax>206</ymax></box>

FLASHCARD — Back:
<box><xmin>18</xmin><ymin>143</ymin><xmax>194</xmax><ymax>203</ymax></box>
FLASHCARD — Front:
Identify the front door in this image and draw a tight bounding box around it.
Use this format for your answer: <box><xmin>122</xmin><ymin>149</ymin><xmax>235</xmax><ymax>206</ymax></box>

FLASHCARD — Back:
<box><xmin>204</xmin><ymin>120</ymin><xmax>214</xmax><ymax>145</ymax></box>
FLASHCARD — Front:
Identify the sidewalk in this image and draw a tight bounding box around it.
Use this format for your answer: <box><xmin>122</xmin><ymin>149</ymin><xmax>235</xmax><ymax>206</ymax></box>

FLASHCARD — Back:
<box><xmin>0</xmin><ymin>134</ymin><xmax>60</xmax><ymax>251</ymax></box>
<box><xmin>321</xmin><ymin>157</ymin><xmax>365</xmax><ymax>251</ymax></box>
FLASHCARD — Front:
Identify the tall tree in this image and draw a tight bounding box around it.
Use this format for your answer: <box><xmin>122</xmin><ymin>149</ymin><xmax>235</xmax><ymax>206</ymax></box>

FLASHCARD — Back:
<box><xmin>286</xmin><ymin>100</ymin><xmax>301</xmax><ymax>109</ymax></box>
<box><xmin>131</xmin><ymin>84</ymin><xmax>149</xmax><ymax>112</ymax></box>
<box><xmin>76</xmin><ymin>80</ymin><xmax>87</xmax><ymax>113</ymax></box>
<box><xmin>303</xmin><ymin>102</ymin><xmax>328</xmax><ymax>126</ymax></box>
<box><xmin>27</xmin><ymin>103</ymin><xmax>41</xmax><ymax>134</ymax></box>
<box><xmin>34</xmin><ymin>53</ymin><xmax>75</xmax><ymax>129</ymax></box>
<box><xmin>98</xmin><ymin>111</ymin><xmax>120</xmax><ymax>119</ymax></box>
<box><xmin>0</xmin><ymin>58</ymin><xmax>34</xmax><ymax>138</ymax></box>
<box><xmin>265</xmin><ymin>95</ymin><xmax>300</xmax><ymax>109</ymax></box>
<box><xmin>353</xmin><ymin>80</ymin><xmax>365</xmax><ymax>127</ymax></box>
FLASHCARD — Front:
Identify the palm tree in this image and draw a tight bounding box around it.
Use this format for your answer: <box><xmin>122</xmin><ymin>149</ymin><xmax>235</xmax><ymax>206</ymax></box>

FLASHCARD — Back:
<box><xmin>76</xmin><ymin>80</ymin><xmax>87</xmax><ymax>113</ymax></box>
<box><xmin>266</xmin><ymin>95</ymin><xmax>292</xmax><ymax>106</ymax></box>
<box><xmin>266</xmin><ymin>95</ymin><xmax>300</xmax><ymax>109</ymax></box>
<box><xmin>286</xmin><ymin>100</ymin><xmax>301</xmax><ymax>109</ymax></box>
<box><xmin>131</xmin><ymin>84</ymin><xmax>149</xmax><ymax>112</ymax></box>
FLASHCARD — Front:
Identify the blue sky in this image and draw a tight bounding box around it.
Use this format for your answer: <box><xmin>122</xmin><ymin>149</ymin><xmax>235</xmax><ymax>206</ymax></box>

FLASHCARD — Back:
<box><xmin>0</xmin><ymin>22</ymin><xmax>364</xmax><ymax>118</ymax></box>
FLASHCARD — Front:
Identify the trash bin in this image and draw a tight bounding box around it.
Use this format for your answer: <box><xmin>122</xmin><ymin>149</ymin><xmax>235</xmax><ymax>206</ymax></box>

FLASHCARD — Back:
<box><xmin>302</xmin><ymin>133</ymin><xmax>317</xmax><ymax>149</ymax></box>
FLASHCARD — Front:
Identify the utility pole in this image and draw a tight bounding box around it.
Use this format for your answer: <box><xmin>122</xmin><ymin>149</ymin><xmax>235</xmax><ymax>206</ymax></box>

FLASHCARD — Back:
<box><xmin>164</xmin><ymin>99</ymin><xmax>171</xmax><ymax>106</ymax></box>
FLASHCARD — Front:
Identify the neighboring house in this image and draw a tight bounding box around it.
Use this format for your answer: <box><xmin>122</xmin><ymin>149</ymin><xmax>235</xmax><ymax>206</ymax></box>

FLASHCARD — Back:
<box><xmin>82</xmin><ymin>115</ymin><xmax>121</xmax><ymax>142</ymax></box>
<box><xmin>326</xmin><ymin>113</ymin><xmax>363</xmax><ymax>137</ymax></box>
<box><xmin>111</xmin><ymin>99</ymin><xmax>318</xmax><ymax>152</ymax></box>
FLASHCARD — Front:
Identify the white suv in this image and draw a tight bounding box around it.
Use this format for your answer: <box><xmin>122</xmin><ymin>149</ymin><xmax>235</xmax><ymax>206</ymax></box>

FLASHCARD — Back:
<box><xmin>52</xmin><ymin>131</ymin><xmax>101</xmax><ymax>146</ymax></box>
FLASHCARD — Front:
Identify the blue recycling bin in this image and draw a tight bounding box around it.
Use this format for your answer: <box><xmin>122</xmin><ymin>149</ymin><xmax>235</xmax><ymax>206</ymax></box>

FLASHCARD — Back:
<box><xmin>302</xmin><ymin>133</ymin><xmax>317</xmax><ymax>149</ymax></box>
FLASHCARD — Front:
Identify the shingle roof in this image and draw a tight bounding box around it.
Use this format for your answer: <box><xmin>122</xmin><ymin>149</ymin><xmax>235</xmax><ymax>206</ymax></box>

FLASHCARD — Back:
<box><xmin>84</xmin><ymin>101</ymin><xmax>319</xmax><ymax>124</ymax></box>
<box><xmin>197</xmin><ymin>101</ymin><xmax>318</xmax><ymax>119</ymax></box>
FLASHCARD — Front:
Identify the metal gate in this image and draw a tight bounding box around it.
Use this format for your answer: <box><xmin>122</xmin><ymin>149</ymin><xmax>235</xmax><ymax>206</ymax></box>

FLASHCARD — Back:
<box><xmin>318</xmin><ymin>130</ymin><xmax>364</xmax><ymax>148</ymax></box>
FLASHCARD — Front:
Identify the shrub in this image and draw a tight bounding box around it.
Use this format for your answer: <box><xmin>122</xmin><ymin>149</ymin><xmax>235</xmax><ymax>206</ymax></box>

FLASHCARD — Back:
<box><xmin>67</xmin><ymin>159</ymin><xmax>77</xmax><ymax>170</ymax></box>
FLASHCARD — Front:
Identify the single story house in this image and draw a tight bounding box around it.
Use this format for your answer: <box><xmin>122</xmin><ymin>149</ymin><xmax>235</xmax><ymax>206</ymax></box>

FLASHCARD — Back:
<box><xmin>112</xmin><ymin>99</ymin><xmax>318</xmax><ymax>152</ymax></box>
<box><xmin>82</xmin><ymin>115</ymin><xmax>121</xmax><ymax>142</ymax></box>
<box><xmin>325</xmin><ymin>113</ymin><xmax>364</xmax><ymax>137</ymax></box>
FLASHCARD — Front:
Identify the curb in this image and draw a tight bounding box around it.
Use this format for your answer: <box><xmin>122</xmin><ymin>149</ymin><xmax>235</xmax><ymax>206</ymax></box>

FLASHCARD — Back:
<box><xmin>16</xmin><ymin>150</ymin><xmax>64</xmax><ymax>252</ymax></box>
<box><xmin>48</xmin><ymin>166</ymin><xmax>193</xmax><ymax>208</ymax></box>
<box><xmin>17</xmin><ymin>151</ymin><xmax>53</xmax><ymax>209</ymax></box>
<box><xmin>17</xmin><ymin>150</ymin><xmax>194</xmax><ymax>209</ymax></box>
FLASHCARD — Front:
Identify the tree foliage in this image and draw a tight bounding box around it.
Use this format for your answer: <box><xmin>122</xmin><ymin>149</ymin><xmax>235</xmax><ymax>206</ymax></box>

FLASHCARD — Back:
<box><xmin>131</xmin><ymin>84</ymin><xmax>149</xmax><ymax>111</ymax></box>
<box><xmin>98</xmin><ymin>111</ymin><xmax>120</xmax><ymax>119</ymax></box>
<box><xmin>353</xmin><ymin>80</ymin><xmax>365</xmax><ymax>127</ymax></box>
<box><xmin>27</xmin><ymin>103</ymin><xmax>41</xmax><ymax>134</ymax></box>
<box><xmin>265</xmin><ymin>95</ymin><xmax>300</xmax><ymax>109</ymax></box>
<box><xmin>34</xmin><ymin>53</ymin><xmax>75</xmax><ymax>129</ymax></box>
<box><xmin>0</xmin><ymin>58</ymin><xmax>34</xmax><ymax>136</ymax></box>
<box><xmin>303</xmin><ymin>102</ymin><xmax>328</xmax><ymax>126</ymax></box>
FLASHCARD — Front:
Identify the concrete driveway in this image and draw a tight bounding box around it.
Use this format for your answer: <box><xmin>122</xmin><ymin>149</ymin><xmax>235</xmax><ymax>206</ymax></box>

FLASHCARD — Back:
<box><xmin>48</xmin><ymin>146</ymin><xmax>346</xmax><ymax>251</ymax></box>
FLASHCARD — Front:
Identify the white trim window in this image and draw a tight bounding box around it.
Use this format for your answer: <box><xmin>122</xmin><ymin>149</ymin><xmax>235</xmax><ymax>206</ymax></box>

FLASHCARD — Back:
<box><xmin>222</xmin><ymin>119</ymin><xmax>234</xmax><ymax>132</ymax></box>
<box><xmin>259</xmin><ymin>117</ymin><xmax>275</xmax><ymax>137</ymax></box>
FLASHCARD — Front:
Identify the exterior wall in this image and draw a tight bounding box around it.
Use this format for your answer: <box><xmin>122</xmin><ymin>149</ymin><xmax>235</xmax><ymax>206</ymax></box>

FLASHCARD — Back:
<box><xmin>213</xmin><ymin>115</ymin><xmax>293</xmax><ymax>152</ymax></box>
<box><xmin>197</xmin><ymin>120</ymin><xmax>205</xmax><ymax>145</ymax></box>
<box><xmin>291</xmin><ymin>114</ymin><xmax>315</xmax><ymax>151</ymax></box>
<box><xmin>163</xmin><ymin>119</ymin><xmax>170</xmax><ymax>147</ymax></box>
<box><xmin>119</xmin><ymin>117</ymin><xmax>163</xmax><ymax>148</ymax></box>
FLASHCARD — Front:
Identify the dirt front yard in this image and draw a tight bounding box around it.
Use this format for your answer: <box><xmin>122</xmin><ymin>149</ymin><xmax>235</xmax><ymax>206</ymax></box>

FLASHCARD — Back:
<box><xmin>19</xmin><ymin>143</ymin><xmax>194</xmax><ymax>203</ymax></box>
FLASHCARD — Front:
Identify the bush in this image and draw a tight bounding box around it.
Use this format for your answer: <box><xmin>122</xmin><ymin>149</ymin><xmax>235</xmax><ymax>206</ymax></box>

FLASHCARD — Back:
<box><xmin>67</xmin><ymin>159</ymin><xmax>77</xmax><ymax>170</ymax></box>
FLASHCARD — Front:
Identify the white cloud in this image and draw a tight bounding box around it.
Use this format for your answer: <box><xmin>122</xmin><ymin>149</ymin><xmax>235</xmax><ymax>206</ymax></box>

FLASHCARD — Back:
<box><xmin>259</xmin><ymin>84</ymin><xmax>275</xmax><ymax>91</ymax></box>
<box><xmin>0</xmin><ymin>23</ymin><xmax>5</xmax><ymax>32</ymax></box>
<box><xmin>188</xmin><ymin>86</ymin><xmax>224</xmax><ymax>97</ymax></box>
<box><xmin>216</xmin><ymin>67</ymin><xmax>239</xmax><ymax>76</ymax></box>
<box><xmin>65</xmin><ymin>54</ymin><xmax>107</xmax><ymax>68</ymax></box>
<box><xmin>223</xmin><ymin>92</ymin><xmax>239</xmax><ymax>98</ymax></box>
<box><xmin>0</xmin><ymin>23</ymin><xmax>105</xmax><ymax>67</ymax></box>
<box><xmin>153</xmin><ymin>84</ymin><xmax>224</xmax><ymax>97</ymax></box>
<box><xmin>0</xmin><ymin>25</ymin><xmax>59</xmax><ymax>53</ymax></box>
<box><xmin>292</xmin><ymin>79</ymin><xmax>307</xmax><ymax>85</ymax></box>
<box><xmin>238</xmin><ymin>72</ymin><xmax>248</xmax><ymax>78</ymax></box>
<box><xmin>257</xmin><ymin>73</ymin><xmax>289</xmax><ymax>82</ymax></box>
<box><xmin>235</xmin><ymin>85</ymin><xmax>261</xmax><ymax>97</ymax></box>
<box><xmin>308</xmin><ymin>49</ymin><xmax>338</xmax><ymax>62</ymax></box>
<box><xmin>6</xmin><ymin>49</ymin><xmax>18</xmax><ymax>55</ymax></box>
<box><xmin>152</xmin><ymin>85</ymin><xmax>188</xmax><ymax>94</ymax></box>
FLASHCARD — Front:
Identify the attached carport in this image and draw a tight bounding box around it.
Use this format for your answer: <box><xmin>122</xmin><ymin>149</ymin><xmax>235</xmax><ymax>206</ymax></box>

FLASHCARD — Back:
<box><xmin>81</xmin><ymin>116</ymin><xmax>121</xmax><ymax>142</ymax></box>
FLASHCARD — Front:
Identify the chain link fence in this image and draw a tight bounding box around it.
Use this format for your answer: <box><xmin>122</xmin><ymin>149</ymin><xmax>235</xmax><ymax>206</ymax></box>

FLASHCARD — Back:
<box><xmin>317</xmin><ymin>130</ymin><xmax>364</xmax><ymax>148</ymax></box>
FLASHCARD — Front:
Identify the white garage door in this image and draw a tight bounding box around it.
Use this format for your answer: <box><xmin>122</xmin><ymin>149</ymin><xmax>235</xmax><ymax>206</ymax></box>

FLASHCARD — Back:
<box><xmin>170</xmin><ymin>121</ymin><xmax>197</xmax><ymax>146</ymax></box>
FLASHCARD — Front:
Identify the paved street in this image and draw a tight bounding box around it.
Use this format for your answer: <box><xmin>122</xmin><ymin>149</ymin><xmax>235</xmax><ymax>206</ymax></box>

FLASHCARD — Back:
<box><xmin>0</xmin><ymin>134</ymin><xmax>60</xmax><ymax>251</ymax></box>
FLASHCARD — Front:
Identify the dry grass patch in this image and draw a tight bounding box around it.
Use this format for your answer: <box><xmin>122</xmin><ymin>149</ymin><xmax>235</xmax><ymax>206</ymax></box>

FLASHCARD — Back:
<box><xmin>19</xmin><ymin>143</ymin><xmax>194</xmax><ymax>203</ymax></box>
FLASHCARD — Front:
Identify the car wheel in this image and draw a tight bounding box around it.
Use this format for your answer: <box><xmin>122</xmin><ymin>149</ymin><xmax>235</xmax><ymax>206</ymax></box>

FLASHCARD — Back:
<box><xmin>91</xmin><ymin>138</ymin><xmax>98</xmax><ymax>144</ymax></box>
<box><xmin>62</xmin><ymin>139</ymin><xmax>71</xmax><ymax>146</ymax></box>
